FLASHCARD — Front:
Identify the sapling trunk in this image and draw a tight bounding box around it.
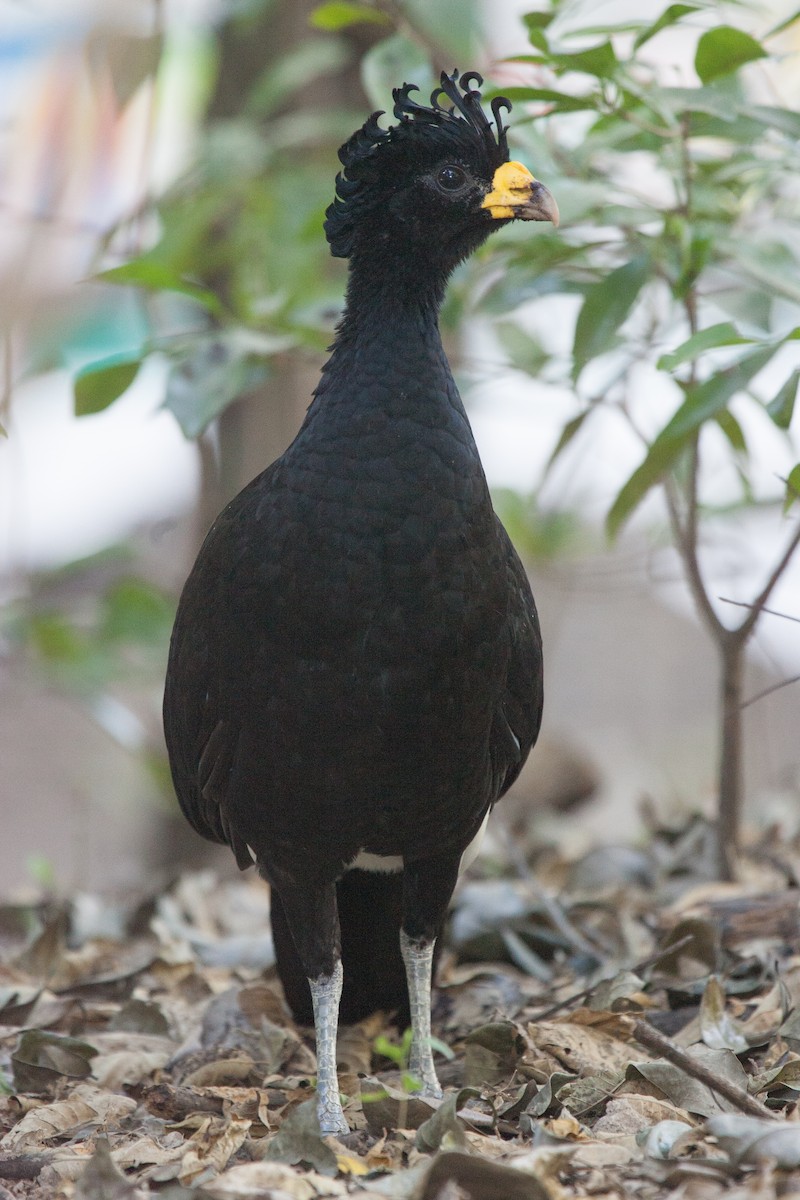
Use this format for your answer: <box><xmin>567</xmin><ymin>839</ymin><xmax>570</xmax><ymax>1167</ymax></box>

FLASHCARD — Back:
<box><xmin>716</xmin><ymin>634</ymin><xmax>745</xmax><ymax>882</ymax></box>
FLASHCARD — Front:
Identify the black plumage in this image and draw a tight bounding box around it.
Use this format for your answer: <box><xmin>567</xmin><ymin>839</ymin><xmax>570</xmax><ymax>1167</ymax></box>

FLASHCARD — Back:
<box><xmin>163</xmin><ymin>69</ymin><xmax>556</xmax><ymax>1134</ymax></box>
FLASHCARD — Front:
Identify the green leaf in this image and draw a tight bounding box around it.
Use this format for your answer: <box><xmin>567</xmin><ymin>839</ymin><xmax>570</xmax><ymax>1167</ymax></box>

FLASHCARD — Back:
<box><xmin>572</xmin><ymin>255</ymin><xmax>650</xmax><ymax>377</ymax></box>
<box><xmin>554</xmin><ymin>41</ymin><xmax>618</xmax><ymax>78</ymax></box>
<box><xmin>74</xmin><ymin>357</ymin><xmax>141</xmax><ymax>417</ymax></box>
<box><xmin>523</xmin><ymin>11</ymin><xmax>555</xmax><ymax>30</ymax></box>
<box><xmin>784</xmin><ymin>464</ymin><xmax>800</xmax><ymax>513</ymax></box>
<box><xmin>634</xmin><ymin>3</ymin><xmax>701</xmax><ymax>50</ymax></box>
<box><xmin>309</xmin><ymin>1</ymin><xmax>390</xmax><ymax>30</ymax></box>
<box><xmin>543</xmin><ymin>409</ymin><xmax>593</xmax><ymax>476</ymax></box>
<box><xmin>669</xmin><ymin>347</ymin><xmax>776</xmax><ymax>441</ymax></box>
<box><xmin>522</xmin><ymin>14</ymin><xmax>551</xmax><ymax>53</ymax></box>
<box><xmin>102</xmin><ymin>579</ymin><xmax>173</xmax><ymax>645</ymax></box>
<box><xmin>497</xmin><ymin>322</ymin><xmax>548</xmax><ymax>375</ymax></box>
<box><xmin>747</xmin><ymin>104</ymin><xmax>800</xmax><ymax>138</ymax></box>
<box><xmin>715</xmin><ymin>408</ymin><xmax>747</xmax><ymax>455</ymax></box>
<box><xmin>656</xmin><ymin>323</ymin><xmax>751</xmax><ymax>372</ymax></box>
<box><xmin>97</xmin><ymin>260</ymin><xmax>224</xmax><ymax>316</ymax></box>
<box><xmin>767</xmin><ymin>368</ymin><xmax>799</xmax><ymax>429</ymax></box>
<box><xmin>659</xmin><ymin>85</ymin><xmax>739</xmax><ymax>121</ymax></box>
<box><xmin>492</xmin><ymin>86</ymin><xmax>598</xmax><ymax>113</ymax></box>
<box><xmin>695</xmin><ymin>26</ymin><xmax>767</xmax><ymax>84</ymax></box>
<box><xmin>607</xmin><ymin>345</ymin><xmax>775</xmax><ymax>537</ymax></box>
<box><xmin>527</xmin><ymin>30</ymin><xmax>549</xmax><ymax>52</ymax></box>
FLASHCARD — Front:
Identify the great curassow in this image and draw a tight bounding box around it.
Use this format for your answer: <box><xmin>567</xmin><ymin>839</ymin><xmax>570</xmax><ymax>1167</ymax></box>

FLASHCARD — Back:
<box><xmin>163</xmin><ymin>69</ymin><xmax>556</xmax><ymax>1135</ymax></box>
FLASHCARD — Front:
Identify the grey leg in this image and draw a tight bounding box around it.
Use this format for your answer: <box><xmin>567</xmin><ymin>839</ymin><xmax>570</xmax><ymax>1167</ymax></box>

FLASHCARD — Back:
<box><xmin>308</xmin><ymin>958</ymin><xmax>348</xmax><ymax>1135</ymax></box>
<box><xmin>400</xmin><ymin>929</ymin><xmax>442</xmax><ymax>1098</ymax></box>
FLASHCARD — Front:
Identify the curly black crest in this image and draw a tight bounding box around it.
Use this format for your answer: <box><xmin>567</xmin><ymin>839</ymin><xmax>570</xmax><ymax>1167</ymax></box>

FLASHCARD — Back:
<box><xmin>324</xmin><ymin>69</ymin><xmax>512</xmax><ymax>259</ymax></box>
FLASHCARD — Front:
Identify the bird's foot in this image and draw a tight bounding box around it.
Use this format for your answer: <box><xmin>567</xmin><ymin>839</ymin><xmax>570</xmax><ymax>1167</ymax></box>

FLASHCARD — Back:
<box><xmin>317</xmin><ymin>1090</ymin><xmax>349</xmax><ymax>1137</ymax></box>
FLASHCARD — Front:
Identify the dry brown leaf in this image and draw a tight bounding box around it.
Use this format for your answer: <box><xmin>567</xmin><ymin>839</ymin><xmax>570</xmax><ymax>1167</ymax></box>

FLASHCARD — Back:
<box><xmin>183</xmin><ymin>1055</ymin><xmax>256</xmax><ymax>1086</ymax></box>
<box><xmin>528</xmin><ymin>1019</ymin><xmax>636</xmax><ymax>1076</ymax></box>
<box><xmin>197</xmin><ymin>1083</ymin><xmax>272</xmax><ymax>1127</ymax></box>
<box><xmin>1</xmin><ymin>1083</ymin><xmax>137</xmax><ymax>1152</ymax></box>
<box><xmin>51</xmin><ymin>938</ymin><xmax>157</xmax><ymax>991</ymax></box>
<box><xmin>205</xmin><ymin>1159</ymin><xmax>347</xmax><ymax>1197</ymax></box>
<box><xmin>110</xmin><ymin>1132</ymin><xmax>186</xmax><ymax>1169</ymax></box>
<box><xmin>503</xmin><ymin>1144</ymin><xmax>579</xmax><ymax>1200</ymax></box>
<box><xmin>595</xmin><ymin>1093</ymin><xmax>694</xmax><ymax>1132</ymax></box>
<box><xmin>544</xmin><ymin>1114</ymin><xmax>583</xmax><ymax>1140</ymax></box>
<box><xmin>337</xmin><ymin>1011</ymin><xmax>385</xmax><ymax>1075</ymax></box>
<box><xmin>86</xmin><ymin>1031</ymin><xmax>176</xmax><ymax>1057</ymax></box>
<box><xmin>92</xmin><ymin>1048</ymin><xmax>171</xmax><ymax>1089</ymax></box>
<box><xmin>178</xmin><ymin>1114</ymin><xmax>251</xmax><ymax>1185</ymax></box>
<box><xmin>73</xmin><ymin>1136</ymin><xmax>140</xmax><ymax>1200</ymax></box>
<box><xmin>38</xmin><ymin>1145</ymin><xmax>96</xmax><ymax>1185</ymax></box>
<box><xmin>571</xmin><ymin>1139</ymin><xmax>637</xmax><ymax>1167</ymax></box>
<box><xmin>418</xmin><ymin>1150</ymin><xmax>552</xmax><ymax>1200</ymax></box>
<box><xmin>567</xmin><ymin>1007</ymin><xmax>644</xmax><ymax>1039</ymax></box>
<box><xmin>1</xmin><ymin>1095</ymin><xmax>98</xmax><ymax>1151</ymax></box>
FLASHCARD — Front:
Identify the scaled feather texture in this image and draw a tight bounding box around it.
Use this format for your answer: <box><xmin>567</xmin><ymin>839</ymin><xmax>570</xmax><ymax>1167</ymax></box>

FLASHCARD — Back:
<box><xmin>164</xmin><ymin>68</ymin><xmax>554</xmax><ymax>1135</ymax></box>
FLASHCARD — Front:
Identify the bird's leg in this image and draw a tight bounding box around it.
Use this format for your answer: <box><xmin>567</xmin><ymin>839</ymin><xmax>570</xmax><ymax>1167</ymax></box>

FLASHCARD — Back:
<box><xmin>308</xmin><ymin>959</ymin><xmax>348</xmax><ymax>1135</ymax></box>
<box><xmin>400</xmin><ymin>929</ymin><xmax>442</xmax><ymax>1097</ymax></box>
<box><xmin>401</xmin><ymin>852</ymin><xmax>461</xmax><ymax>1100</ymax></box>
<box><xmin>270</xmin><ymin>877</ymin><xmax>348</xmax><ymax>1136</ymax></box>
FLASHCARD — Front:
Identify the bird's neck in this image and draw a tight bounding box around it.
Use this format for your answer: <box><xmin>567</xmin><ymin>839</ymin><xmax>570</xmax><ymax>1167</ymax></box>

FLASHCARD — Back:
<box><xmin>320</xmin><ymin>263</ymin><xmax>453</xmax><ymax>401</ymax></box>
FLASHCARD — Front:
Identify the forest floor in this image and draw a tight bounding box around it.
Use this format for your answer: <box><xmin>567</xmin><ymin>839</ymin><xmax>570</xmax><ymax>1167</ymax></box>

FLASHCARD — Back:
<box><xmin>2</xmin><ymin>810</ymin><xmax>800</xmax><ymax>1200</ymax></box>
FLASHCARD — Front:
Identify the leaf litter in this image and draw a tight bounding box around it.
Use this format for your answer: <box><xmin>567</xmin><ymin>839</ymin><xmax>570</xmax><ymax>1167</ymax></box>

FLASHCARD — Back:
<box><xmin>3</xmin><ymin>815</ymin><xmax>800</xmax><ymax>1197</ymax></box>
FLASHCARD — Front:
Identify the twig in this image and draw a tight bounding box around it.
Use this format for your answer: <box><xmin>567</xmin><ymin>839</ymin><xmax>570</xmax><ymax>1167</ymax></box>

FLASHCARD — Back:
<box><xmin>529</xmin><ymin>934</ymin><xmax>695</xmax><ymax>1022</ymax></box>
<box><xmin>628</xmin><ymin>1019</ymin><xmax>777</xmax><ymax>1120</ymax></box>
<box><xmin>141</xmin><ymin>1081</ymin><xmax>225</xmax><ymax>1120</ymax></box>
<box><xmin>719</xmin><ymin>598</ymin><xmax>800</xmax><ymax>625</ymax></box>
<box><xmin>736</xmin><ymin>520</ymin><xmax>800</xmax><ymax>643</ymax></box>
<box><xmin>741</xmin><ymin>674</ymin><xmax>800</xmax><ymax>710</ymax></box>
<box><xmin>0</xmin><ymin>1156</ymin><xmax>46</xmax><ymax>1181</ymax></box>
<box><xmin>0</xmin><ymin>329</ymin><xmax>11</xmax><ymax>432</ymax></box>
<box><xmin>664</xmin><ymin>473</ymin><xmax>724</xmax><ymax>638</ymax></box>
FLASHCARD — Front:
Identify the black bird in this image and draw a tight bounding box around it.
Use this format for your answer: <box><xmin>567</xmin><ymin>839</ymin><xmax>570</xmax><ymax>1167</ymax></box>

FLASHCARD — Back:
<box><xmin>164</xmin><ymin>69</ymin><xmax>556</xmax><ymax>1135</ymax></box>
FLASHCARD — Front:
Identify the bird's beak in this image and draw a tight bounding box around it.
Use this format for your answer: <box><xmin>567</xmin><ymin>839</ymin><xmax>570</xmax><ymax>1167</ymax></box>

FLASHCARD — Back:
<box><xmin>482</xmin><ymin>161</ymin><xmax>560</xmax><ymax>227</ymax></box>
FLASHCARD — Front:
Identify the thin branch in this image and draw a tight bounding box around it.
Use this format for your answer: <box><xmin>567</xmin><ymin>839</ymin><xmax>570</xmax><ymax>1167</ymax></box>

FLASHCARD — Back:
<box><xmin>664</xmin><ymin>475</ymin><xmax>725</xmax><ymax>638</ymax></box>
<box><xmin>736</xmin><ymin>519</ymin><xmax>800</xmax><ymax>643</ymax></box>
<box><xmin>741</xmin><ymin>674</ymin><xmax>800</xmax><ymax>710</ymax></box>
<box><xmin>0</xmin><ymin>329</ymin><xmax>11</xmax><ymax>432</ymax></box>
<box><xmin>628</xmin><ymin>1019</ymin><xmax>777</xmax><ymax>1121</ymax></box>
<box><xmin>719</xmin><ymin>598</ymin><xmax>800</xmax><ymax>625</ymax></box>
<box><xmin>530</xmin><ymin>934</ymin><xmax>695</xmax><ymax>1022</ymax></box>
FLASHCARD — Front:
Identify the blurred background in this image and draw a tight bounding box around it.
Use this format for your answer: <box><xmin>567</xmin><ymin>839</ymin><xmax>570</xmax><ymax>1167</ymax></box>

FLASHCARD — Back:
<box><xmin>1</xmin><ymin>0</ymin><xmax>799</xmax><ymax>896</ymax></box>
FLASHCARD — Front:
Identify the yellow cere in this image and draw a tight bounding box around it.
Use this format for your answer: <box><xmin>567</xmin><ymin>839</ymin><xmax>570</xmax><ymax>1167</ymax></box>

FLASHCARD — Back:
<box><xmin>482</xmin><ymin>160</ymin><xmax>538</xmax><ymax>219</ymax></box>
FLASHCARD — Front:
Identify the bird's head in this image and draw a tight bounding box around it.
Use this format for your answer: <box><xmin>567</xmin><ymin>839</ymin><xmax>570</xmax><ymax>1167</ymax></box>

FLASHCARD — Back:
<box><xmin>325</xmin><ymin>69</ymin><xmax>558</xmax><ymax>279</ymax></box>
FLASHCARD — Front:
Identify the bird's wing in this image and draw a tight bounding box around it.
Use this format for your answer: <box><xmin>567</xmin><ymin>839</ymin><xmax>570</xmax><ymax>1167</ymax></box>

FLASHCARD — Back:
<box><xmin>163</xmin><ymin>628</ymin><xmax>255</xmax><ymax>871</ymax></box>
<box><xmin>491</xmin><ymin>518</ymin><xmax>544</xmax><ymax>800</ymax></box>
<box><xmin>162</xmin><ymin>478</ymin><xmax>280</xmax><ymax>872</ymax></box>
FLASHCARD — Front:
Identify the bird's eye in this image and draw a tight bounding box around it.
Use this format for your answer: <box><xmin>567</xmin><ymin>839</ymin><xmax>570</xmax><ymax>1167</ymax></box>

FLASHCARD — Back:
<box><xmin>436</xmin><ymin>165</ymin><xmax>467</xmax><ymax>192</ymax></box>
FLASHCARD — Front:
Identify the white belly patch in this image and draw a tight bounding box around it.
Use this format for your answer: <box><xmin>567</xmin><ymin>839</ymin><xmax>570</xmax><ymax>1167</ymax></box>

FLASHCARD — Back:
<box><xmin>348</xmin><ymin>809</ymin><xmax>491</xmax><ymax>876</ymax></box>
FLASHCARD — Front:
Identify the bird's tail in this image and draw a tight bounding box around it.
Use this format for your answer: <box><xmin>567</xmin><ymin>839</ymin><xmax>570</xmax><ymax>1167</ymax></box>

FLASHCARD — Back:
<box><xmin>271</xmin><ymin>869</ymin><xmax>411</xmax><ymax>1026</ymax></box>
